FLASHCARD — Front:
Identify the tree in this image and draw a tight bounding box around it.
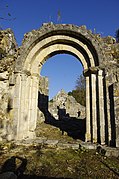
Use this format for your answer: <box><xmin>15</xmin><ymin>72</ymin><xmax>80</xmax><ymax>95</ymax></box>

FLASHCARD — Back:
<box><xmin>75</xmin><ymin>74</ymin><xmax>86</xmax><ymax>90</ymax></box>
<box><xmin>115</xmin><ymin>29</ymin><xmax>119</xmax><ymax>43</ymax></box>
<box><xmin>68</xmin><ymin>74</ymin><xmax>86</xmax><ymax>106</ymax></box>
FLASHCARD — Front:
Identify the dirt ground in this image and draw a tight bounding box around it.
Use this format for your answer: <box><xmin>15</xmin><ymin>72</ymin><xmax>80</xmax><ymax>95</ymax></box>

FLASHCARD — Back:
<box><xmin>0</xmin><ymin>141</ymin><xmax>119</xmax><ymax>179</ymax></box>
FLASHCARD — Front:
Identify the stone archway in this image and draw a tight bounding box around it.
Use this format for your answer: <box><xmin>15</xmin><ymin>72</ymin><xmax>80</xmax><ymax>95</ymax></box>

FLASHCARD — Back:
<box><xmin>14</xmin><ymin>23</ymin><xmax>108</xmax><ymax>145</ymax></box>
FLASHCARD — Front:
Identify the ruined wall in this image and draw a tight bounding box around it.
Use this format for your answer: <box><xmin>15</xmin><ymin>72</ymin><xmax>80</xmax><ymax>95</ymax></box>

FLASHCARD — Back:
<box><xmin>100</xmin><ymin>36</ymin><xmax>119</xmax><ymax>146</ymax></box>
<box><xmin>0</xmin><ymin>24</ymin><xmax>119</xmax><ymax>143</ymax></box>
<box><xmin>93</xmin><ymin>35</ymin><xmax>119</xmax><ymax>82</ymax></box>
<box><xmin>49</xmin><ymin>89</ymin><xmax>86</xmax><ymax>119</ymax></box>
<box><xmin>0</xmin><ymin>29</ymin><xmax>17</xmax><ymax>141</ymax></box>
<box><xmin>37</xmin><ymin>76</ymin><xmax>49</xmax><ymax>124</ymax></box>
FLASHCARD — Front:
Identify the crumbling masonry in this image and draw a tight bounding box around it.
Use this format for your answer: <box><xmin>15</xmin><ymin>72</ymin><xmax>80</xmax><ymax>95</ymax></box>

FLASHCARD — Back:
<box><xmin>0</xmin><ymin>23</ymin><xmax>119</xmax><ymax>147</ymax></box>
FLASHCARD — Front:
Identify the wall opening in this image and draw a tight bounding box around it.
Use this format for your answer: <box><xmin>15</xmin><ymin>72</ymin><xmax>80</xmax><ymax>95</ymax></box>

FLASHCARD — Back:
<box><xmin>41</xmin><ymin>54</ymin><xmax>83</xmax><ymax>99</ymax></box>
<box><xmin>36</xmin><ymin>54</ymin><xmax>86</xmax><ymax>141</ymax></box>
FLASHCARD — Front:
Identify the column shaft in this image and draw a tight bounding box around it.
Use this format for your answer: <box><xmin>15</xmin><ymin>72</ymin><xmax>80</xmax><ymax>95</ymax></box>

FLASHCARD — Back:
<box><xmin>106</xmin><ymin>79</ymin><xmax>111</xmax><ymax>145</ymax></box>
<box><xmin>18</xmin><ymin>74</ymin><xmax>28</xmax><ymax>139</ymax></box>
<box><xmin>85</xmin><ymin>75</ymin><xmax>91</xmax><ymax>142</ymax></box>
<box><xmin>29</xmin><ymin>75</ymin><xmax>39</xmax><ymax>134</ymax></box>
<box><xmin>13</xmin><ymin>73</ymin><xmax>22</xmax><ymax>139</ymax></box>
<box><xmin>91</xmin><ymin>73</ymin><xmax>97</xmax><ymax>142</ymax></box>
<box><xmin>98</xmin><ymin>70</ymin><xmax>105</xmax><ymax>144</ymax></box>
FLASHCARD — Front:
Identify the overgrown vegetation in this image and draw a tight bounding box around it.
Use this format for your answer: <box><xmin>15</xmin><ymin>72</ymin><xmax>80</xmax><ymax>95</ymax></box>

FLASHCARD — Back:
<box><xmin>0</xmin><ymin>122</ymin><xmax>119</xmax><ymax>178</ymax></box>
<box><xmin>0</xmin><ymin>142</ymin><xmax>119</xmax><ymax>178</ymax></box>
<box><xmin>68</xmin><ymin>74</ymin><xmax>86</xmax><ymax>106</ymax></box>
<box><xmin>115</xmin><ymin>29</ymin><xmax>119</xmax><ymax>43</ymax></box>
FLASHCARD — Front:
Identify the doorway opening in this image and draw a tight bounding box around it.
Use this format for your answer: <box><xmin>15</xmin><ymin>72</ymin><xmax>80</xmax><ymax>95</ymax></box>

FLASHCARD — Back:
<box><xmin>36</xmin><ymin>54</ymin><xmax>86</xmax><ymax>142</ymax></box>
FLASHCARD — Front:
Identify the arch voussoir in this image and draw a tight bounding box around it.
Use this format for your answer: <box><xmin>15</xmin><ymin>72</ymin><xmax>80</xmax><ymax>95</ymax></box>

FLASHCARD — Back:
<box><xmin>13</xmin><ymin>23</ymin><xmax>110</xmax><ymax>147</ymax></box>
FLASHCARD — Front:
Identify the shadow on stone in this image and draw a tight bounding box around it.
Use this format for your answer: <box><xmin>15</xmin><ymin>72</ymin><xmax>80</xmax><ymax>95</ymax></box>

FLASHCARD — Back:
<box><xmin>109</xmin><ymin>84</ymin><xmax>116</xmax><ymax>147</ymax></box>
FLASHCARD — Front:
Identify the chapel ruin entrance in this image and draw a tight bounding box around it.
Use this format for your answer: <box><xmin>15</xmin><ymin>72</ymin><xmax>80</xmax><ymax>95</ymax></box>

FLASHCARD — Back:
<box><xmin>11</xmin><ymin>23</ymin><xmax>119</xmax><ymax>147</ymax></box>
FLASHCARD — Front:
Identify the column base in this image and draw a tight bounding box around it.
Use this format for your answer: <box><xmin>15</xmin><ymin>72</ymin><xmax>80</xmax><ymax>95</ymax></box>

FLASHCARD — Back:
<box><xmin>92</xmin><ymin>138</ymin><xmax>97</xmax><ymax>143</ymax></box>
<box><xmin>100</xmin><ymin>138</ymin><xmax>105</xmax><ymax>145</ymax></box>
<box><xmin>85</xmin><ymin>133</ymin><xmax>91</xmax><ymax>142</ymax></box>
<box><xmin>28</xmin><ymin>131</ymin><xmax>36</xmax><ymax>139</ymax></box>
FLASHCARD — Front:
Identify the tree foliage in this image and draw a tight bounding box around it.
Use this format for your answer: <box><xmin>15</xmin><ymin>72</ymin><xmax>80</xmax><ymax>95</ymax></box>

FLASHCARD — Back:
<box><xmin>75</xmin><ymin>74</ymin><xmax>86</xmax><ymax>90</ymax></box>
<box><xmin>68</xmin><ymin>74</ymin><xmax>86</xmax><ymax>106</ymax></box>
<box><xmin>115</xmin><ymin>29</ymin><xmax>119</xmax><ymax>43</ymax></box>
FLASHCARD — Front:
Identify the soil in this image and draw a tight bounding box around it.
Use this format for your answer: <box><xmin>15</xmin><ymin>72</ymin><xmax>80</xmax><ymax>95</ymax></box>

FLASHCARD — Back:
<box><xmin>0</xmin><ymin>122</ymin><xmax>119</xmax><ymax>179</ymax></box>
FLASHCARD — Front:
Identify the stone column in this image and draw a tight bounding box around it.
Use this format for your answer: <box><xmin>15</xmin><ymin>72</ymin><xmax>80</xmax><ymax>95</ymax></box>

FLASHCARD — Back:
<box><xmin>85</xmin><ymin>75</ymin><xmax>91</xmax><ymax>142</ymax></box>
<box><xmin>13</xmin><ymin>72</ymin><xmax>32</xmax><ymax>140</ymax></box>
<box><xmin>17</xmin><ymin>73</ymin><xmax>29</xmax><ymax>139</ymax></box>
<box><xmin>113</xmin><ymin>82</ymin><xmax>119</xmax><ymax>147</ymax></box>
<box><xmin>105</xmin><ymin>77</ymin><xmax>111</xmax><ymax>145</ymax></box>
<box><xmin>24</xmin><ymin>75</ymin><xmax>31</xmax><ymax>138</ymax></box>
<box><xmin>27</xmin><ymin>76</ymin><xmax>32</xmax><ymax>136</ymax></box>
<box><xmin>13</xmin><ymin>73</ymin><xmax>22</xmax><ymax>140</ymax></box>
<box><xmin>91</xmin><ymin>73</ymin><xmax>97</xmax><ymax>142</ymax></box>
<box><xmin>13</xmin><ymin>72</ymin><xmax>39</xmax><ymax>140</ymax></box>
<box><xmin>98</xmin><ymin>70</ymin><xmax>105</xmax><ymax>144</ymax></box>
<box><xmin>28</xmin><ymin>74</ymin><xmax>39</xmax><ymax>138</ymax></box>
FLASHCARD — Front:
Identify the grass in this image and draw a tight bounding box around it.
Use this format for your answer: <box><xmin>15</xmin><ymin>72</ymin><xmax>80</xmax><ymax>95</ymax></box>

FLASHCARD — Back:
<box><xmin>0</xmin><ymin>142</ymin><xmax>119</xmax><ymax>178</ymax></box>
<box><xmin>0</xmin><ymin>123</ymin><xmax>119</xmax><ymax>178</ymax></box>
<box><xmin>36</xmin><ymin>122</ymin><xmax>79</xmax><ymax>143</ymax></box>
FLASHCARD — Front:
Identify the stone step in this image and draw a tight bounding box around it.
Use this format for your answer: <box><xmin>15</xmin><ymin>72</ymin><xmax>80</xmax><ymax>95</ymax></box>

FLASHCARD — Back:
<box><xmin>15</xmin><ymin>138</ymin><xmax>119</xmax><ymax>157</ymax></box>
<box><xmin>16</xmin><ymin>138</ymin><xmax>97</xmax><ymax>150</ymax></box>
<box><xmin>16</xmin><ymin>138</ymin><xmax>80</xmax><ymax>149</ymax></box>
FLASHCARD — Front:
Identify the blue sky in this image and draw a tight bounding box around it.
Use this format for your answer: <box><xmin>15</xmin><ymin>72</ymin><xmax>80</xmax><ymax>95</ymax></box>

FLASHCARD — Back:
<box><xmin>0</xmin><ymin>0</ymin><xmax>119</xmax><ymax>99</ymax></box>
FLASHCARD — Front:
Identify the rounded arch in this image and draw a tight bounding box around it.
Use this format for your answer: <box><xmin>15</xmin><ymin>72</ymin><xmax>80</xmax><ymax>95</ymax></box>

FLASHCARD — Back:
<box><xmin>15</xmin><ymin>23</ymin><xmax>105</xmax><ymax>73</ymax></box>
<box><xmin>14</xmin><ymin>24</ymin><xmax>107</xmax><ymax>145</ymax></box>
<box><xmin>30</xmin><ymin>44</ymin><xmax>88</xmax><ymax>74</ymax></box>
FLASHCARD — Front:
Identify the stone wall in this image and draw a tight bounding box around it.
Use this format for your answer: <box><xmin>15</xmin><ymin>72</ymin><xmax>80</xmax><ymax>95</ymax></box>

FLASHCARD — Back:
<box><xmin>37</xmin><ymin>76</ymin><xmax>49</xmax><ymax>123</ymax></box>
<box><xmin>49</xmin><ymin>89</ymin><xmax>86</xmax><ymax>120</ymax></box>
<box><xmin>94</xmin><ymin>35</ymin><xmax>119</xmax><ymax>84</ymax></box>
<box><xmin>0</xmin><ymin>29</ymin><xmax>17</xmax><ymax>141</ymax></box>
<box><xmin>0</xmin><ymin>23</ymin><xmax>119</xmax><ymax>145</ymax></box>
<box><xmin>113</xmin><ymin>82</ymin><xmax>119</xmax><ymax>147</ymax></box>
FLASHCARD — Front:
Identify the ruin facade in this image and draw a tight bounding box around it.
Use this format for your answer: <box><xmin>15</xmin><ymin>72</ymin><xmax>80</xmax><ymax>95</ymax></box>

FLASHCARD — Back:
<box><xmin>0</xmin><ymin>23</ymin><xmax>119</xmax><ymax>147</ymax></box>
<box><xmin>48</xmin><ymin>89</ymin><xmax>86</xmax><ymax>120</ymax></box>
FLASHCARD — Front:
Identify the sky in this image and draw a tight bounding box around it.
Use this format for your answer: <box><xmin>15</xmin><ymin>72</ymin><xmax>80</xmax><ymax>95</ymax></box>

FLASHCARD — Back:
<box><xmin>0</xmin><ymin>0</ymin><xmax>119</xmax><ymax>99</ymax></box>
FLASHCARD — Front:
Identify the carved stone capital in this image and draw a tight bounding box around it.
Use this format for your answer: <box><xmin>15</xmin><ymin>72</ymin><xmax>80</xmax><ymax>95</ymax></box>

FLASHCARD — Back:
<box><xmin>83</xmin><ymin>67</ymin><xmax>98</xmax><ymax>77</ymax></box>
